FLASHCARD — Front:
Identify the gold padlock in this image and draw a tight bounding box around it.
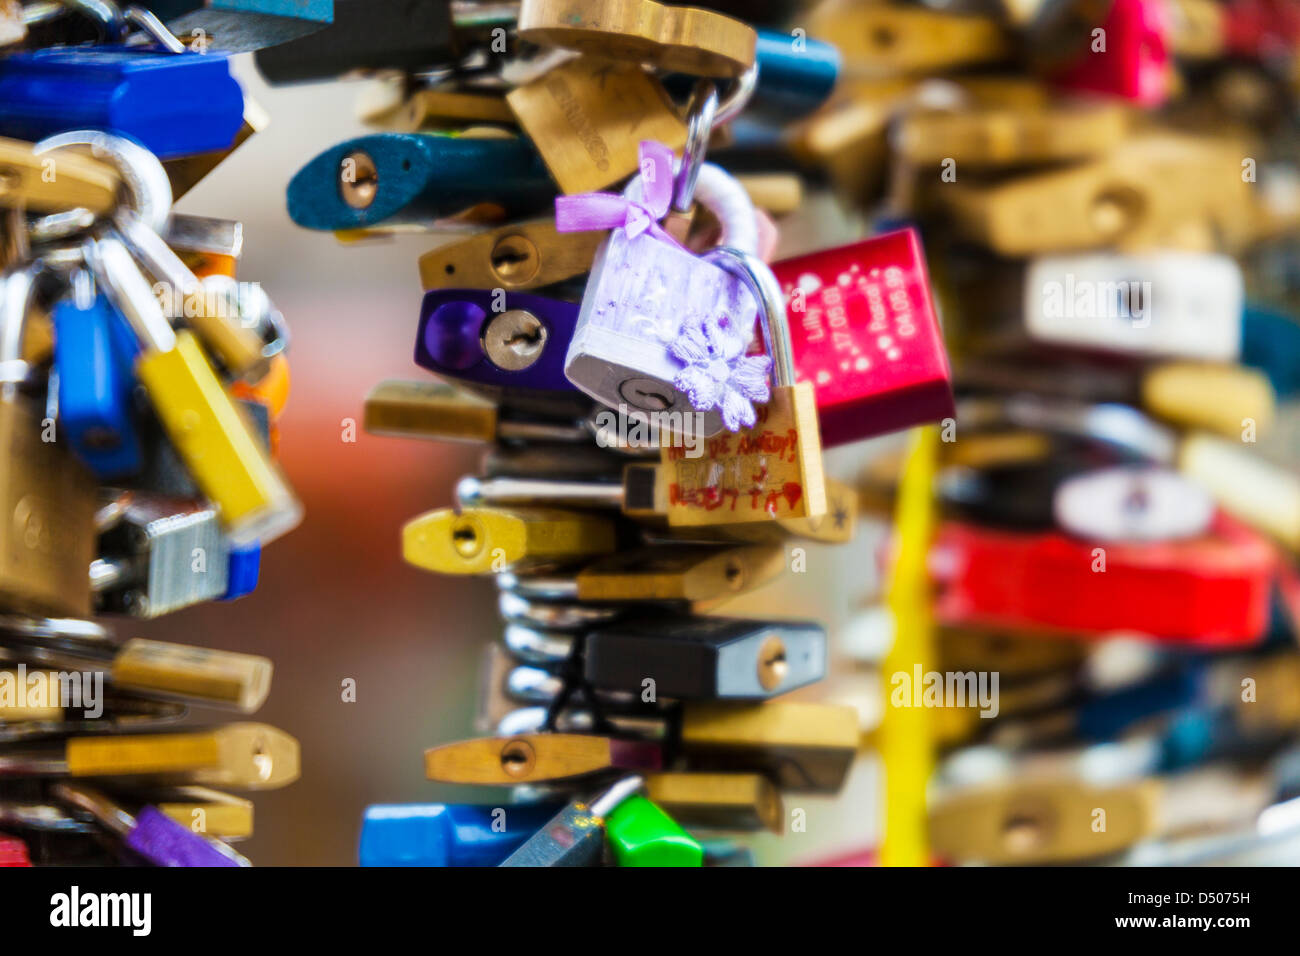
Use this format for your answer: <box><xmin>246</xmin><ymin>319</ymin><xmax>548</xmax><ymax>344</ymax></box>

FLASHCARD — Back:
<box><xmin>659</xmin><ymin>248</ymin><xmax>827</xmax><ymax>526</ymax></box>
<box><xmin>507</xmin><ymin>55</ymin><xmax>688</xmax><ymax>194</ymax></box>
<box><xmin>0</xmin><ymin>266</ymin><xmax>97</xmax><ymax>617</ymax></box>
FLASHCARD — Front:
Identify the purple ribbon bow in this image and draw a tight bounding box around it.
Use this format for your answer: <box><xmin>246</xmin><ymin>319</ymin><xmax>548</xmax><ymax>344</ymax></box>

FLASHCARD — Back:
<box><xmin>554</xmin><ymin>140</ymin><xmax>685</xmax><ymax>249</ymax></box>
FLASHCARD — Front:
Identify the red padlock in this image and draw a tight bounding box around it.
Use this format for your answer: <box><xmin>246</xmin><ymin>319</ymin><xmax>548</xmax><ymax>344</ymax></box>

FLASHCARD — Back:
<box><xmin>1223</xmin><ymin>0</ymin><xmax>1300</xmax><ymax>58</ymax></box>
<box><xmin>1053</xmin><ymin>0</ymin><xmax>1173</xmax><ymax>107</ymax></box>
<box><xmin>929</xmin><ymin>514</ymin><xmax>1276</xmax><ymax>646</ymax></box>
<box><xmin>771</xmin><ymin>229</ymin><xmax>955</xmax><ymax>448</ymax></box>
<box><xmin>0</xmin><ymin>834</ymin><xmax>31</xmax><ymax>867</ymax></box>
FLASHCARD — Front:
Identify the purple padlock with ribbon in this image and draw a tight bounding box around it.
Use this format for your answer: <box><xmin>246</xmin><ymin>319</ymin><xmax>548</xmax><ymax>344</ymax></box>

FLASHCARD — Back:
<box><xmin>559</xmin><ymin>140</ymin><xmax>768</xmax><ymax>436</ymax></box>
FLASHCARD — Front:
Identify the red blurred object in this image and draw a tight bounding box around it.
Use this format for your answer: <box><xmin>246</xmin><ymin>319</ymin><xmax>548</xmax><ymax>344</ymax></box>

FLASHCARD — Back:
<box><xmin>771</xmin><ymin>229</ymin><xmax>954</xmax><ymax>448</ymax></box>
<box><xmin>1223</xmin><ymin>0</ymin><xmax>1300</xmax><ymax>58</ymax></box>
<box><xmin>1054</xmin><ymin>0</ymin><xmax>1173</xmax><ymax>106</ymax></box>
<box><xmin>0</xmin><ymin>834</ymin><xmax>31</xmax><ymax>867</ymax></box>
<box><xmin>930</xmin><ymin>514</ymin><xmax>1276</xmax><ymax>646</ymax></box>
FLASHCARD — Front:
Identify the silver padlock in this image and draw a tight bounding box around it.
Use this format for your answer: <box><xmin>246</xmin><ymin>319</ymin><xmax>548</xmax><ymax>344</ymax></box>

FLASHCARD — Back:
<box><xmin>561</xmin><ymin>82</ymin><xmax>762</xmax><ymax>438</ymax></box>
<box><xmin>92</xmin><ymin>494</ymin><xmax>230</xmax><ymax>618</ymax></box>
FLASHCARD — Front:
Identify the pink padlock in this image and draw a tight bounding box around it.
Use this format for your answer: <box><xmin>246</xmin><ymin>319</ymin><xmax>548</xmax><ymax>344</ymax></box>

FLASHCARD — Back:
<box><xmin>1053</xmin><ymin>0</ymin><xmax>1173</xmax><ymax>107</ymax></box>
<box><xmin>770</xmin><ymin>228</ymin><xmax>955</xmax><ymax>447</ymax></box>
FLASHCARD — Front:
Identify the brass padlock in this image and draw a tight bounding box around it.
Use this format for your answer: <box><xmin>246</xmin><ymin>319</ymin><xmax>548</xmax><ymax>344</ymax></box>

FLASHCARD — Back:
<box><xmin>506</xmin><ymin>54</ymin><xmax>687</xmax><ymax>194</ymax></box>
<box><xmin>659</xmin><ymin>248</ymin><xmax>827</xmax><ymax>526</ymax></box>
<box><xmin>0</xmin><ymin>266</ymin><xmax>97</xmax><ymax>617</ymax></box>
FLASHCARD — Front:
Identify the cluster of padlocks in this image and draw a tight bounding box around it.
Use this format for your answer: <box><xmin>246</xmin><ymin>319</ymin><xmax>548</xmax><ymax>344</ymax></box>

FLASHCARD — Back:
<box><xmin>0</xmin><ymin>2</ymin><xmax>309</xmax><ymax>867</ymax></box>
<box><xmin>5</xmin><ymin>0</ymin><xmax>1300</xmax><ymax>869</ymax></box>
<box><xmin>817</xmin><ymin>0</ymin><xmax>1300</xmax><ymax>863</ymax></box>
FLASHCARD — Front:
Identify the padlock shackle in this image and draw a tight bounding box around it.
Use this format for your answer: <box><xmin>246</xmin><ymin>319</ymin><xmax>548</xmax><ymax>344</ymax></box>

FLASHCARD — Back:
<box><xmin>673</xmin><ymin>80</ymin><xmax>717</xmax><ymax>214</ymax></box>
<box><xmin>703</xmin><ymin>247</ymin><xmax>794</xmax><ymax>387</ymax></box>
<box><xmin>0</xmin><ymin>265</ymin><xmax>39</xmax><ymax>389</ymax></box>
<box><xmin>34</xmin><ymin>130</ymin><xmax>173</xmax><ymax>235</ymax></box>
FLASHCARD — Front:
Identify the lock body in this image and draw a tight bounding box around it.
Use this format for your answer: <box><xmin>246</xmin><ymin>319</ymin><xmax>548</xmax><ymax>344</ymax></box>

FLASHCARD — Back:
<box><xmin>359</xmin><ymin>801</ymin><xmax>562</xmax><ymax>866</ymax></box>
<box><xmin>566</xmin><ymin>228</ymin><xmax>756</xmax><ymax>437</ymax></box>
<box><xmin>0</xmin><ymin>48</ymin><xmax>245</xmax><ymax>160</ymax></box>
<box><xmin>772</xmin><ymin>229</ymin><xmax>954</xmax><ymax>446</ymax></box>
<box><xmin>52</xmin><ymin>292</ymin><xmax>144</xmax><ymax>480</ymax></box>
<box><xmin>0</xmin><ymin>393</ymin><xmax>97</xmax><ymax>617</ymax></box>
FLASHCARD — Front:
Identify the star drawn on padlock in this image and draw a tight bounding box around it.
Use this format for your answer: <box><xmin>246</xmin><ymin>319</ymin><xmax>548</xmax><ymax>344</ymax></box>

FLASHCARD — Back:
<box><xmin>670</xmin><ymin>314</ymin><xmax>772</xmax><ymax>431</ymax></box>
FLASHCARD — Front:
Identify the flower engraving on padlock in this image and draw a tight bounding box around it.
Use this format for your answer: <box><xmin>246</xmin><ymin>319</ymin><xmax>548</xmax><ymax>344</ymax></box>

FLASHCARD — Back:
<box><xmin>558</xmin><ymin>139</ymin><xmax>762</xmax><ymax>438</ymax></box>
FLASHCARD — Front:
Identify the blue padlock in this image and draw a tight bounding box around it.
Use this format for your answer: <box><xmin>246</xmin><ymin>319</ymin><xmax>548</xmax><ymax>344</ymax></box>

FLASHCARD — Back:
<box><xmin>359</xmin><ymin>802</ymin><xmax>562</xmax><ymax>867</ymax></box>
<box><xmin>1242</xmin><ymin>305</ymin><xmax>1300</xmax><ymax>399</ymax></box>
<box><xmin>219</xmin><ymin>542</ymin><xmax>261</xmax><ymax>601</ymax></box>
<box><xmin>52</xmin><ymin>287</ymin><xmax>143</xmax><ymax>480</ymax></box>
<box><xmin>1076</xmin><ymin>662</ymin><xmax>1208</xmax><ymax>742</ymax></box>
<box><xmin>287</xmin><ymin>133</ymin><xmax>554</xmax><ymax>230</ymax></box>
<box><xmin>664</xmin><ymin>29</ymin><xmax>840</xmax><ymax>119</ymax></box>
<box><xmin>0</xmin><ymin>47</ymin><xmax>244</xmax><ymax>160</ymax></box>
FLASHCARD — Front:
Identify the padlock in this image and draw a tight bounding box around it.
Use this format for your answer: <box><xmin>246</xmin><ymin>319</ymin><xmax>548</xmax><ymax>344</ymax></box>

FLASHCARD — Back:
<box><xmin>51</xmin><ymin>783</ymin><xmax>245</xmax><ymax>866</ymax></box>
<box><xmin>150</xmin><ymin>786</ymin><xmax>253</xmax><ymax>839</ymax></box>
<box><xmin>402</xmin><ymin>506</ymin><xmax>619</xmax><ymax>575</ymax></box>
<box><xmin>929</xmin><ymin>515</ymin><xmax>1276</xmax><ymax>645</ymax></box>
<box><xmin>929</xmin><ymin>779</ymin><xmax>1160</xmax><ymax>864</ymax></box>
<box><xmin>0</xmin><ymin>635</ymin><xmax>272</xmax><ymax>712</ymax></box>
<box><xmin>0</xmin><ymin>46</ymin><xmax>245</xmax><ymax>160</ymax></box>
<box><xmin>893</xmin><ymin>101</ymin><xmax>1128</xmax><ymax>168</ymax></box>
<box><xmin>286</xmin><ymin>132</ymin><xmax>554</xmax><ymax>230</ymax></box>
<box><xmin>89</xmin><ymin>234</ymin><xmax>301</xmax><ymax>546</ymax></box>
<box><xmin>507</xmin><ymin>543</ymin><xmax>785</xmax><ymax>603</ymax></box>
<box><xmin>141</xmin><ymin>0</ymin><xmax>334</xmax><ymax>52</ymax></box>
<box><xmin>0</xmin><ymin>266</ymin><xmax>98</xmax><ymax>618</ymax></box>
<box><xmin>583</xmin><ymin>616</ymin><xmax>827</xmax><ymax>700</ymax></box>
<box><xmin>0</xmin><ymin>832</ymin><xmax>30</xmax><ymax>867</ymax></box>
<box><xmin>414</xmin><ymin>289</ymin><xmax>581</xmax><ymax>398</ymax></box>
<box><xmin>770</xmin><ymin>229</ymin><xmax>954</xmax><ymax>447</ymax></box>
<box><xmin>375</xmin><ymin>87</ymin><xmax>517</xmax><ymax>133</ymax></box>
<box><xmin>604</xmin><ymin>794</ymin><xmax>703</xmax><ymax>866</ymax></box>
<box><xmin>1178</xmin><ymin>432</ymin><xmax>1300</xmax><ymax>549</ymax></box>
<box><xmin>507</xmin><ymin>55</ymin><xmax>689</xmax><ymax>196</ymax></box>
<box><xmin>1053</xmin><ymin>465</ymin><xmax>1216</xmax><ymax>542</ymax></box>
<box><xmin>679</xmin><ymin>701</ymin><xmax>859</xmax><ymax>792</ymax></box>
<box><xmin>1141</xmin><ymin>361</ymin><xmax>1276</xmax><ymax>437</ymax></box>
<box><xmin>0</xmin><ymin>136</ymin><xmax>120</xmax><ymax>214</ymax></box>
<box><xmin>92</xmin><ymin>494</ymin><xmax>231</xmax><ymax>618</ymax></box>
<box><xmin>0</xmin><ymin>723</ymin><xmax>300</xmax><ymax>788</ymax></box>
<box><xmin>359</xmin><ymin>800</ymin><xmax>565</xmax><ymax>867</ymax></box>
<box><xmin>51</xmin><ymin>272</ymin><xmax>144</xmax><ymax>480</ymax></box>
<box><xmin>807</xmin><ymin>4</ymin><xmax>1009</xmax><ymax>76</ymax></box>
<box><xmin>254</xmin><ymin>0</ymin><xmax>511</xmax><ymax>84</ymax></box>
<box><xmin>560</xmin><ymin>140</ymin><xmax>762</xmax><ymax>437</ymax></box>
<box><xmin>500</xmin><ymin>776</ymin><xmax>645</xmax><ymax>867</ymax></box>
<box><xmin>417</xmin><ymin>219</ymin><xmax>604</xmax><ymax>292</ymax></box>
<box><xmin>1242</xmin><ymin>305</ymin><xmax>1300</xmax><ymax>399</ymax></box>
<box><xmin>644</xmin><ymin>772</ymin><xmax>782</xmax><ymax>832</ymax></box>
<box><xmin>517</xmin><ymin>0</ymin><xmax>756</xmax><ymax>78</ymax></box>
<box><xmin>658</xmin><ymin>247</ymin><xmax>828</xmax><ymax>525</ymax></box>
<box><xmin>1022</xmin><ymin>251</ymin><xmax>1243</xmax><ymax>360</ymax></box>
<box><xmin>423</xmin><ymin>734</ymin><xmax>662</xmax><ymax>785</ymax></box>
<box><xmin>1052</xmin><ymin>0</ymin><xmax>1173</xmax><ymax>106</ymax></box>
<box><xmin>364</xmin><ymin>380</ymin><xmax>589</xmax><ymax>445</ymax></box>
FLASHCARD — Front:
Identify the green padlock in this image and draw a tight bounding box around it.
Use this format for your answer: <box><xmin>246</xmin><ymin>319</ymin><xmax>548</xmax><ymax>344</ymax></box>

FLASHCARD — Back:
<box><xmin>605</xmin><ymin>796</ymin><xmax>704</xmax><ymax>867</ymax></box>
